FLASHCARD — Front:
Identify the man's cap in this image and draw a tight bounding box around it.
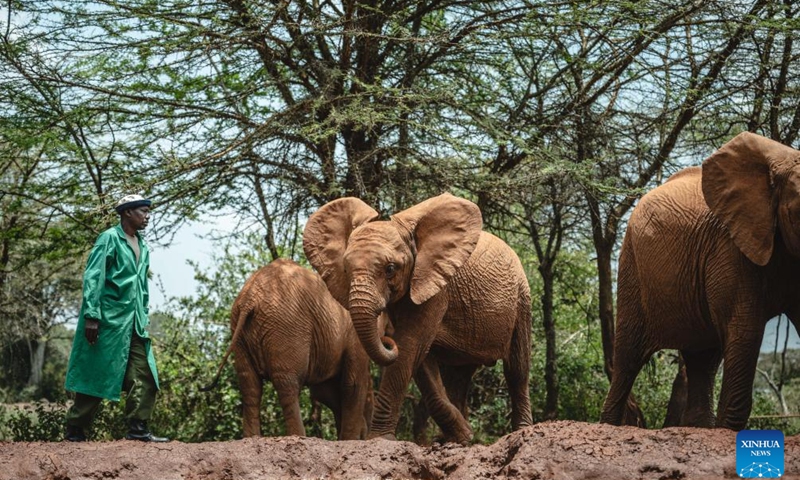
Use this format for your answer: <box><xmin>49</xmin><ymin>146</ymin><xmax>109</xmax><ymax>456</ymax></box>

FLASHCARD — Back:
<box><xmin>115</xmin><ymin>194</ymin><xmax>152</xmax><ymax>213</ymax></box>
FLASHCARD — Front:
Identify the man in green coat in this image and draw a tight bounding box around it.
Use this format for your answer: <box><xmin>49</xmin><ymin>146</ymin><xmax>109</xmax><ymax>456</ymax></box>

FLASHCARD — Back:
<box><xmin>64</xmin><ymin>194</ymin><xmax>168</xmax><ymax>442</ymax></box>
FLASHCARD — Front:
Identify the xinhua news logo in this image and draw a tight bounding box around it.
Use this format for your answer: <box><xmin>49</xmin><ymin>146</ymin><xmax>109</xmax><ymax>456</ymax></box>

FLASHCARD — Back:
<box><xmin>737</xmin><ymin>430</ymin><xmax>784</xmax><ymax>478</ymax></box>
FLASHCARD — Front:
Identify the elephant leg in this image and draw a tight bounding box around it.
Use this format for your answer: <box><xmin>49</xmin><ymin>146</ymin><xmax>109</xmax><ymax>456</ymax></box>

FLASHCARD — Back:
<box><xmin>441</xmin><ymin>364</ymin><xmax>477</xmax><ymax>419</ymax></box>
<box><xmin>369</xmin><ymin>360</ymin><xmax>415</xmax><ymax>440</ymax></box>
<box><xmin>272</xmin><ymin>372</ymin><xmax>305</xmax><ymax>436</ymax></box>
<box><xmin>412</xmin><ymin>364</ymin><xmax>476</xmax><ymax>445</ymax></box>
<box><xmin>600</xmin><ymin>246</ymin><xmax>652</xmax><ymax>426</ymax></box>
<box><xmin>412</xmin><ymin>397</ymin><xmax>433</xmax><ymax>445</ymax></box>
<box><xmin>337</xmin><ymin>354</ymin><xmax>372</xmax><ymax>440</ymax></box>
<box><xmin>662</xmin><ymin>353</ymin><xmax>687</xmax><ymax>428</ymax></box>
<box><xmin>370</xmin><ymin>365</ymin><xmax>415</xmax><ymax>440</ymax></box>
<box><xmin>716</xmin><ymin>329</ymin><xmax>763</xmax><ymax>430</ymax></box>
<box><xmin>415</xmin><ymin>356</ymin><xmax>472</xmax><ymax>444</ymax></box>
<box><xmin>662</xmin><ymin>352</ymin><xmax>689</xmax><ymax>428</ymax></box>
<box><xmin>600</xmin><ymin>345</ymin><xmax>651</xmax><ymax>426</ymax></box>
<box><xmin>600</xmin><ymin>310</ymin><xmax>653</xmax><ymax>426</ymax></box>
<box><xmin>505</xmin><ymin>300</ymin><xmax>533</xmax><ymax>429</ymax></box>
<box><xmin>233</xmin><ymin>348</ymin><xmax>263</xmax><ymax>437</ymax></box>
<box><xmin>309</xmin><ymin>379</ymin><xmax>342</xmax><ymax>437</ymax></box>
<box><xmin>681</xmin><ymin>348</ymin><xmax>722</xmax><ymax>427</ymax></box>
<box><xmin>369</xmin><ymin>299</ymin><xmax>446</xmax><ymax>440</ymax></box>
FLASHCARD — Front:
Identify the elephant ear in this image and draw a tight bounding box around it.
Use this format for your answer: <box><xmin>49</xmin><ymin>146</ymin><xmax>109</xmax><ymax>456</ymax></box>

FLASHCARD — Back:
<box><xmin>701</xmin><ymin>132</ymin><xmax>795</xmax><ymax>266</ymax></box>
<box><xmin>391</xmin><ymin>193</ymin><xmax>482</xmax><ymax>304</ymax></box>
<box><xmin>303</xmin><ymin>198</ymin><xmax>380</xmax><ymax>305</ymax></box>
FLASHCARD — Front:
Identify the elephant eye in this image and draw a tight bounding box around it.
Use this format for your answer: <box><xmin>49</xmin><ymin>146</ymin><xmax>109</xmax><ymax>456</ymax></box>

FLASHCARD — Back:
<box><xmin>385</xmin><ymin>263</ymin><xmax>397</xmax><ymax>278</ymax></box>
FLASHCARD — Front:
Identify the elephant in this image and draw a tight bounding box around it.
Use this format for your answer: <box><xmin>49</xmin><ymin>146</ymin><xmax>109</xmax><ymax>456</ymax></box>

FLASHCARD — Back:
<box><xmin>303</xmin><ymin>193</ymin><xmax>533</xmax><ymax>443</ymax></box>
<box><xmin>203</xmin><ymin>258</ymin><xmax>386</xmax><ymax>439</ymax></box>
<box><xmin>600</xmin><ymin>132</ymin><xmax>800</xmax><ymax>430</ymax></box>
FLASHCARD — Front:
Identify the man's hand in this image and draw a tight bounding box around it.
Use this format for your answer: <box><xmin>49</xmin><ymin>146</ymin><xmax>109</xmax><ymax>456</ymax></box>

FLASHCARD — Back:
<box><xmin>85</xmin><ymin>318</ymin><xmax>99</xmax><ymax>344</ymax></box>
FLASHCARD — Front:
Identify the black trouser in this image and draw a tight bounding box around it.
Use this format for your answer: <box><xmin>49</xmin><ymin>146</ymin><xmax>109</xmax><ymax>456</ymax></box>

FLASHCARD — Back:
<box><xmin>66</xmin><ymin>335</ymin><xmax>157</xmax><ymax>428</ymax></box>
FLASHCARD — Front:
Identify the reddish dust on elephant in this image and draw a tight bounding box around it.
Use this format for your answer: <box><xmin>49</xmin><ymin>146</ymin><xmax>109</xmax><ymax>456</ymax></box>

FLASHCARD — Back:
<box><xmin>2</xmin><ymin>421</ymin><xmax>799</xmax><ymax>479</ymax></box>
<box><xmin>602</xmin><ymin>132</ymin><xmax>800</xmax><ymax>430</ymax></box>
<box><xmin>203</xmin><ymin>258</ymin><xmax>381</xmax><ymax>440</ymax></box>
<box><xmin>303</xmin><ymin>194</ymin><xmax>533</xmax><ymax>444</ymax></box>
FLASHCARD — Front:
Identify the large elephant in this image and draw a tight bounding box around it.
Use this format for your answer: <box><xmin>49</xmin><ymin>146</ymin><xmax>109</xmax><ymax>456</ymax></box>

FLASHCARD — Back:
<box><xmin>204</xmin><ymin>258</ymin><xmax>383</xmax><ymax>439</ymax></box>
<box><xmin>601</xmin><ymin>132</ymin><xmax>800</xmax><ymax>430</ymax></box>
<box><xmin>303</xmin><ymin>193</ymin><xmax>533</xmax><ymax>443</ymax></box>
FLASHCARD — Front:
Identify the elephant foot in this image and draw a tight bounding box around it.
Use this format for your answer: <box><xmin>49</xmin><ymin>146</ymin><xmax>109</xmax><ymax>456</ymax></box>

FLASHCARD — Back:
<box><xmin>514</xmin><ymin>419</ymin><xmax>533</xmax><ymax>430</ymax></box>
<box><xmin>716</xmin><ymin>417</ymin><xmax>746</xmax><ymax>431</ymax></box>
<box><xmin>441</xmin><ymin>425</ymin><xmax>472</xmax><ymax>445</ymax></box>
<box><xmin>682</xmin><ymin>410</ymin><xmax>715</xmax><ymax>428</ymax></box>
<box><xmin>435</xmin><ymin>435</ymin><xmax>470</xmax><ymax>447</ymax></box>
<box><xmin>368</xmin><ymin>433</ymin><xmax>397</xmax><ymax>441</ymax></box>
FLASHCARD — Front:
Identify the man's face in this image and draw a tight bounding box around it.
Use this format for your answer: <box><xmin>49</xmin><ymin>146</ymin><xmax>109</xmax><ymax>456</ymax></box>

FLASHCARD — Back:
<box><xmin>126</xmin><ymin>206</ymin><xmax>150</xmax><ymax>230</ymax></box>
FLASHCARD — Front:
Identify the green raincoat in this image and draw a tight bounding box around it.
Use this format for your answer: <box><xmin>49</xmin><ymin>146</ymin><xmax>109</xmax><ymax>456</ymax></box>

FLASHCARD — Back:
<box><xmin>65</xmin><ymin>224</ymin><xmax>159</xmax><ymax>401</ymax></box>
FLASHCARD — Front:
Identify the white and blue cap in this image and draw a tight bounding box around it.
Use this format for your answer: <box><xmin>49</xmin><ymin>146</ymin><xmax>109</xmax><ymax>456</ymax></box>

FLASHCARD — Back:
<box><xmin>115</xmin><ymin>194</ymin><xmax>152</xmax><ymax>213</ymax></box>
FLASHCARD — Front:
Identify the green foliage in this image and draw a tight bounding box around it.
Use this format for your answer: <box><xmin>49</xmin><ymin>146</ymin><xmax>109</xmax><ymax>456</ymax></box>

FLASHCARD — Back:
<box><xmin>749</xmin><ymin>348</ymin><xmax>800</xmax><ymax>435</ymax></box>
<box><xmin>469</xmin><ymin>363</ymin><xmax>515</xmax><ymax>443</ymax></box>
<box><xmin>39</xmin><ymin>333</ymin><xmax>72</xmax><ymax>403</ymax></box>
<box><xmin>0</xmin><ymin>328</ymin><xmax>72</xmax><ymax>403</ymax></box>
<box><xmin>2</xmin><ymin>0</ymin><xmax>800</xmax><ymax>445</ymax></box>
<box><xmin>749</xmin><ymin>392</ymin><xmax>800</xmax><ymax>435</ymax></box>
<box><xmin>556</xmin><ymin>332</ymin><xmax>609</xmax><ymax>422</ymax></box>
<box><xmin>0</xmin><ymin>402</ymin><xmax>67</xmax><ymax>442</ymax></box>
<box><xmin>630</xmin><ymin>351</ymin><xmax>687</xmax><ymax>429</ymax></box>
<box><xmin>147</xmin><ymin>313</ymin><xmax>248</xmax><ymax>442</ymax></box>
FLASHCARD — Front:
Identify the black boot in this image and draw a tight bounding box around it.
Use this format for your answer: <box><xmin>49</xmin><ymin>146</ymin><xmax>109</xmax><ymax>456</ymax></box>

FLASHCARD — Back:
<box><xmin>64</xmin><ymin>425</ymin><xmax>87</xmax><ymax>442</ymax></box>
<box><xmin>126</xmin><ymin>420</ymin><xmax>169</xmax><ymax>442</ymax></box>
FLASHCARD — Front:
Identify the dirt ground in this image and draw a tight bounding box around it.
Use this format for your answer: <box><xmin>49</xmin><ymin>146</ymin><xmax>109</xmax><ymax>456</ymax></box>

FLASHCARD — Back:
<box><xmin>1</xmin><ymin>420</ymin><xmax>798</xmax><ymax>480</ymax></box>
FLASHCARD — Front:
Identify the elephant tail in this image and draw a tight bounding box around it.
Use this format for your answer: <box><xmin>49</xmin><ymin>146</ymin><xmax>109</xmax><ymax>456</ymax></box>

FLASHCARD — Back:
<box><xmin>199</xmin><ymin>299</ymin><xmax>255</xmax><ymax>392</ymax></box>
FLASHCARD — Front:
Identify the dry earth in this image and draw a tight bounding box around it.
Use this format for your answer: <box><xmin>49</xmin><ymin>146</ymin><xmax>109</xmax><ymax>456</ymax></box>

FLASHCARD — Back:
<box><xmin>1</xmin><ymin>421</ymin><xmax>798</xmax><ymax>480</ymax></box>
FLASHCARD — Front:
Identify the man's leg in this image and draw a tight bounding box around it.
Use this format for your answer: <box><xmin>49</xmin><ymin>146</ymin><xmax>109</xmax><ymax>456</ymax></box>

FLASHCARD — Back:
<box><xmin>123</xmin><ymin>335</ymin><xmax>168</xmax><ymax>442</ymax></box>
<box><xmin>64</xmin><ymin>393</ymin><xmax>102</xmax><ymax>441</ymax></box>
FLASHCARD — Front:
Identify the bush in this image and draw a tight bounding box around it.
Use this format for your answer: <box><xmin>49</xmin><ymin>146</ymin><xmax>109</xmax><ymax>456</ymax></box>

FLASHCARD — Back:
<box><xmin>0</xmin><ymin>402</ymin><xmax>66</xmax><ymax>442</ymax></box>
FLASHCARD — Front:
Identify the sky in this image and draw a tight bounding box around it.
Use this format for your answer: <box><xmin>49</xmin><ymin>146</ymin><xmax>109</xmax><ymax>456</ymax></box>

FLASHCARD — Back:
<box><xmin>147</xmin><ymin>217</ymin><xmax>236</xmax><ymax>310</ymax></box>
<box><xmin>762</xmin><ymin>317</ymin><xmax>800</xmax><ymax>353</ymax></box>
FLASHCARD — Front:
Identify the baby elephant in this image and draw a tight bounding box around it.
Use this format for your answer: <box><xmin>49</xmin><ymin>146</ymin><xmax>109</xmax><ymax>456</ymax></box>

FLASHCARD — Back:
<box><xmin>204</xmin><ymin>258</ymin><xmax>381</xmax><ymax>439</ymax></box>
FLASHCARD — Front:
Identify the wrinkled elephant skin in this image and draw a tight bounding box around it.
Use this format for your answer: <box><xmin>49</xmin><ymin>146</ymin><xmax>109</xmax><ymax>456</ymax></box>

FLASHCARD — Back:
<box><xmin>601</xmin><ymin>132</ymin><xmax>800</xmax><ymax>430</ymax></box>
<box><xmin>207</xmin><ymin>259</ymin><xmax>377</xmax><ymax>439</ymax></box>
<box><xmin>304</xmin><ymin>193</ymin><xmax>533</xmax><ymax>443</ymax></box>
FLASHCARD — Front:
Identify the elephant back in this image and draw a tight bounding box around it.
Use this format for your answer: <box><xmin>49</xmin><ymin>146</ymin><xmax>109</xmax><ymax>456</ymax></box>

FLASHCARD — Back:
<box><xmin>454</xmin><ymin>231</ymin><xmax>528</xmax><ymax>292</ymax></box>
<box><xmin>237</xmin><ymin>259</ymin><xmax>350</xmax><ymax>343</ymax></box>
<box><xmin>629</xmin><ymin>166</ymin><xmax>708</xmax><ymax>239</ymax></box>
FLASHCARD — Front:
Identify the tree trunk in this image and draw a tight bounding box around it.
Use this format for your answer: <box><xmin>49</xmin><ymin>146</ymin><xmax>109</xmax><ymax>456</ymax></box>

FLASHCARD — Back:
<box><xmin>250</xmin><ymin>162</ymin><xmax>280</xmax><ymax>261</ymax></box>
<box><xmin>27</xmin><ymin>337</ymin><xmax>46</xmax><ymax>390</ymax></box>
<box><xmin>540</xmin><ymin>262</ymin><xmax>558</xmax><ymax>420</ymax></box>
<box><xmin>594</xmin><ymin>240</ymin><xmax>616</xmax><ymax>380</ymax></box>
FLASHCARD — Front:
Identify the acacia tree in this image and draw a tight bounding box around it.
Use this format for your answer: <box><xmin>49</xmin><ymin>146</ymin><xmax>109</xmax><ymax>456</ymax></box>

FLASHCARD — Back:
<box><xmin>0</xmin><ymin>144</ymin><xmax>84</xmax><ymax>390</ymax></box>
<box><xmin>0</xmin><ymin>4</ymin><xmax>167</xmax><ymax>392</ymax></box>
<box><xmin>9</xmin><ymin>0</ymin><xmax>541</xmax><ymax>238</ymax></box>
<box><xmin>434</xmin><ymin>0</ymin><xmax>710</xmax><ymax>420</ymax></box>
<box><xmin>422</xmin><ymin>0</ymin><xmax>800</xmax><ymax>422</ymax></box>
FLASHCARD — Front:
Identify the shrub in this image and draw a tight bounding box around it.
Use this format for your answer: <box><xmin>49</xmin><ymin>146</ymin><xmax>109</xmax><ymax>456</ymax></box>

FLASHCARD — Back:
<box><xmin>1</xmin><ymin>402</ymin><xmax>66</xmax><ymax>442</ymax></box>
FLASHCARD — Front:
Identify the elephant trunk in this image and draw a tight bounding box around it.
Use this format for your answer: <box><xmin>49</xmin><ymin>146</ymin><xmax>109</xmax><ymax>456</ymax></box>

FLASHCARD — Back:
<box><xmin>349</xmin><ymin>289</ymin><xmax>398</xmax><ymax>366</ymax></box>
